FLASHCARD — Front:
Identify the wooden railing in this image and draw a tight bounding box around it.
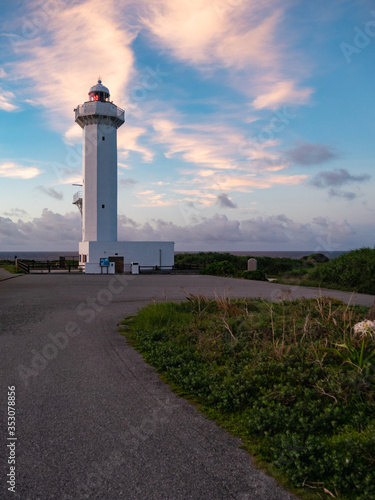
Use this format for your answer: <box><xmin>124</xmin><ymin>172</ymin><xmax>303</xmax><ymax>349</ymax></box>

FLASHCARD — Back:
<box><xmin>17</xmin><ymin>260</ymin><xmax>81</xmax><ymax>273</ymax></box>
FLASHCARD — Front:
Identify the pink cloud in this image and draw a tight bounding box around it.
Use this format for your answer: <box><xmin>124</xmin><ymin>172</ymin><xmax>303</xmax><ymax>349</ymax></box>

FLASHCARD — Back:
<box><xmin>11</xmin><ymin>0</ymin><xmax>136</xmax><ymax>130</ymax></box>
<box><xmin>252</xmin><ymin>81</ymin><xmax>313</xmax><ymax>110</ymax></box>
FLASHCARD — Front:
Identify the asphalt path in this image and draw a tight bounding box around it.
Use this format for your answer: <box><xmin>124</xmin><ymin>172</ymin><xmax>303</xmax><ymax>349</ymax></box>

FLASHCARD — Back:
<box><xmin>1</xmin><ymin>272</ymin><xmax>374</xmax><ymax>500</ymax></box>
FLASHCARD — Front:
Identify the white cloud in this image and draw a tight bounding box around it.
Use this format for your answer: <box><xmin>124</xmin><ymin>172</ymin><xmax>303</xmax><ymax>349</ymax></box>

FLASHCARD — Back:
<box><xmin>175</xmin><ymin>172</ymin><xmax>307</xmax><ymax>201</ymax></box>
<box><xmin>10</xmin><ymin>0</ymin><xmax>136</xmax><ymax>131</ymax></box>
<box><xmin>135</xmin><ymin>190</ymin><xmax>175</xmax><ymax>207</ymax></box>
<box><xmin>117</xmin><ymin>126</ymin><xmax>154</xmax><ymax>163</ymax></box>
<box><xmin>141</xmin><ymin>0</ymin><xmax>312</xmax><ymax>109</ymax></box>
<box><xmin>252</xmin><ymin>81</ymin><xmax>313</xmax><ymax>110</ymax></box>
<box><xmin>142</xmin><ymin>0</ymin><xmax>284</xmax><ymax>70</ymax></box>
<box><xmin>64</xmin><ymin>125</ymin><xmax>82</xmax><ymax>145</ymax></box>
<box><xmin>0</xmin><ymin>162</ymin><xmax>41</xmax><ymax>179</ymax></box>
<box><xmin>151</xmin><ymin>118</ymin><xmax>244</xmax><ymax>170</ymax></box>
<box><xmin>0</xmin><ymin>89</ymin><xmax>18</xmax><ymax>111</ymax></box>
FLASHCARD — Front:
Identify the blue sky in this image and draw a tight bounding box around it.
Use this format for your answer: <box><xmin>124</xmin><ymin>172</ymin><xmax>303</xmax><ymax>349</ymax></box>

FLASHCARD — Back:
<box><xmin>0</xmin><ymin>0</ymin><xmax>374</xmax><ymax>251</ymax></box>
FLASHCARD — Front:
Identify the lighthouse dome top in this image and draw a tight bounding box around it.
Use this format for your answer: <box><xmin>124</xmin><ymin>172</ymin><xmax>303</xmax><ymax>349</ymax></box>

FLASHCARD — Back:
<box><xmin>88</xmin><ymin>79</ymin><xmax>110</xmax><ymax>102</ymax></box>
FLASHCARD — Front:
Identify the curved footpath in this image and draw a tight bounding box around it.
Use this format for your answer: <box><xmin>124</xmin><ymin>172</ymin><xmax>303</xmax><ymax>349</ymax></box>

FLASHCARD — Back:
<box><xmin>1</xmin><ymin>273</ymin><xmax>373</xmax><ymax>500</ymax></box>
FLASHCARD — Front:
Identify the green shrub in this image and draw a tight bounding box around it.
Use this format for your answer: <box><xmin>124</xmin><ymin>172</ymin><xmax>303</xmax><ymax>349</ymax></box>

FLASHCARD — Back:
<box><xmin>306</xmin><ymin>247</ymin><xmax>375</xmax><ymax>294</ymax></box>
<box><xmin>241</xmin><ymin>270</ymin><xmax>267</xmax><ymax>281</ymax></box>
<box><xmin>201</xmin><ymin>260</ymin><xmax>237</xmax><ymax>276</ymax></box>
<box><xmin>300</xmin><ymin>253</ymin><xmax>330</xmax><ymax>263</ymax></box>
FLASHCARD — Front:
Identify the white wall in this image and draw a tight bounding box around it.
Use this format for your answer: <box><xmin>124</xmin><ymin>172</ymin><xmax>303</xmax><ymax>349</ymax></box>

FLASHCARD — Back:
<box><xmin>76</xmin><ymin>101</ymin><xmax>124</xmax><ymax>243</ymax></box>
<box><xmin>79</xmin><ymin>240</ymin><xmax>175</xmax><ymax>274</ymax></box>
<box><xmin>82</xmin><ymin>121</ymin><xmax>118</xmax><ymax>242</ymax></box>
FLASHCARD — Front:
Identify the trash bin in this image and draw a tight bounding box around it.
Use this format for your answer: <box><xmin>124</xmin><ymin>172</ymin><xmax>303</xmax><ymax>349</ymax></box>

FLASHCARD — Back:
<box><xmin>131</xmin><ymin>262</ymin><xmax>139</xmax><ymax>275</ymax></box>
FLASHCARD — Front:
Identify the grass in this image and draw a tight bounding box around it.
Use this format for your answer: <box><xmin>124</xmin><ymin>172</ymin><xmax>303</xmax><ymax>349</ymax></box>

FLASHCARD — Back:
<box><xmin>0</xmin><ymin>262</ymin><xmax>24</xmax><ymax>274</ymax></box>
<box><xmin>120</xmin><ymin>295</ymin><xmax>375</xmax><ymax>500</ymax></box>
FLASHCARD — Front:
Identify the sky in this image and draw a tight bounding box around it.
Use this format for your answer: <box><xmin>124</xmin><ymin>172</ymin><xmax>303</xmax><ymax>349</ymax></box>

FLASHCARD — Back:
<box><xmin>0</xmin><ymin>0</ymin><xmax>375</xmax><ymax>252</ymax></box>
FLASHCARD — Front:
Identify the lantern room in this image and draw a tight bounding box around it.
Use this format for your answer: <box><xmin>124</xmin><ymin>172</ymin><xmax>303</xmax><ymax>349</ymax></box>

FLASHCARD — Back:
<box><xmin>88</xmin><ymin>78</ymin><xmax>110</xmax><ymax>102</ymax></box>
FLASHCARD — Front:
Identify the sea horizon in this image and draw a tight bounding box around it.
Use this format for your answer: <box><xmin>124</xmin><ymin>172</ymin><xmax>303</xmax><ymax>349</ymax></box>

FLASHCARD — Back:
<box><xmin>0</xmin><ymin>250</ymin><xmax>347</xmax><ymax>261</ymax></box>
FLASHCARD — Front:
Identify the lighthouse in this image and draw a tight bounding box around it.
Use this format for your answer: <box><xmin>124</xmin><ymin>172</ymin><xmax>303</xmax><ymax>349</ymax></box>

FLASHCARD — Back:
<box><xmin>75</xmin><ymin>79</ymin><xmax>124</xmax><ymax>242</ymax></box>
<box><xmin>74</xmin><ymin>79</ymin><xmax>174</xmax><ymax>274</ymax></box>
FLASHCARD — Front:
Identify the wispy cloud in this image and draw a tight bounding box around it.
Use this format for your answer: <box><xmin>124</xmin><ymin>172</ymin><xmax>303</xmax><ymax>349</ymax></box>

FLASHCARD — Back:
<box><xmin>117</xmin><ymin>126</ymin><xmax>154</xmax><ymax>163</ymax></box>
<box><xmin>2</xmin><ymin>208</ymin><xmax>28</xmax><ymax>218</ymax></box>
<box><xmin>152</xmin><ymin>118</ymin><xmax>238</xmax><ymax>169</ymax></box>
<box><xmin>142</xmin><ymin>0</ymin><xmax>285</xmax><ymax>70</ymax></box>
<box><xmin>135</xmin><ymin>190</ymin><xmax>175</xmax><ymax>207</ymax></box>
<box><xmin>178</xmin><ymin>172</ymin><xmax>307</xmax><ymax>193</ymax></box>
<box><xmin>0</xmin><ymin>162</ymin><xmax>41</xmax><ymax>179</ymax></box>
<box><xmin>141</xmin><ymin>0</ymin><xmax>312</xmax><ymax>109</ymax></box>
<box><xmin>252</xmin><ymin>81</ymin><xmax>313</xmax><ymax>110</ymax></box>
<box><xmin>119</xmin><ymin>178</ymin><xmax>137</xmax><ymax>186</ymax></box>
<box><xmin>0</xmin><ymin>89</ymin><xmax>18</xmax><ymax>111</ymax></box>
<box><xmin>36</xmin><ymin>186</ymin><xmax>63</xmax><ymax>200</ymax></box>
<box><xmin>10</xmin><ymin>0</ymin><xmax>136</xmax><ymax>130</ymax></box>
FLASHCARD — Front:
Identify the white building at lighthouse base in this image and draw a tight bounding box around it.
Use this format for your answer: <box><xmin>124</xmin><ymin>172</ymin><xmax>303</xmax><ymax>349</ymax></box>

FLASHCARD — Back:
<box><xmin>79</xmin><ymin>240</ymin><xmax>175</xmax><ymax>274</ymax></box>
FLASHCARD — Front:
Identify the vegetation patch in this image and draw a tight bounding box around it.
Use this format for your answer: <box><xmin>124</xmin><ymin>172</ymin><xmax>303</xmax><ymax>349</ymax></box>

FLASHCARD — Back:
<box><xmin>175</xmin><ymin>251</ymin><xmax>315</xmax><ymax>277</ymax></box>
<box><xmin>121</xmin><ymin>295</ymin><xmax>375</xmax><ymax>500</ymax></box>
<box><xmin>303</xmin><ymin>248</ymin><xmax>375</xmax><ymax>295</ymax></box>
<box><xmin>176</xmin><ymin>249</ymin><xmax>375</xmax><ymax>294</ymax></box>
<box><xmin>0</xmin><ymin>262</ymin><xmax>24</xmax><ymax>274</ymax></box>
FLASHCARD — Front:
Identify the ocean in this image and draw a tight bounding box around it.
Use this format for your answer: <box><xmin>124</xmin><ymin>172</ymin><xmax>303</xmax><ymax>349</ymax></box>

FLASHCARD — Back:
<box><xmin>0</xmin><ymin>250</ymin><xmax>347</xmax><ymax>261</ymax></box>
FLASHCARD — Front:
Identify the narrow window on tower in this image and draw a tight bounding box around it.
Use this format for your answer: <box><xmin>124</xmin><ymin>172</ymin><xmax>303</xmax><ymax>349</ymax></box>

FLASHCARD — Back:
<box><xmin>102</xmin><ymin>136</ymin><xmax>105</xmax><ymax>141</ymax></box>
<box><xmin>102</xmin><ymin>204</ymin><xmax>105</xmax><ymax>208</ymax></box>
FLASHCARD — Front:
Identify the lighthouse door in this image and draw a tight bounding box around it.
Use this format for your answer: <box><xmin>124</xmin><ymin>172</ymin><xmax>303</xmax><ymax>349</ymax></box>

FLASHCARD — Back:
<box><xmin>109</xmin><ymin>256</ymin><xmax>124</xmax><ymax>274</ymax></box>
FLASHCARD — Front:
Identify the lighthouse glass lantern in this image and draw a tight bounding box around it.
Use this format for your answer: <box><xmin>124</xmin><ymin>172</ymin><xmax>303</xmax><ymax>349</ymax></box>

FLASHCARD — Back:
<box><xmin>88</xmin><ymin>79</ymin><xmax>110</xmax><ymax>102</ymax></box>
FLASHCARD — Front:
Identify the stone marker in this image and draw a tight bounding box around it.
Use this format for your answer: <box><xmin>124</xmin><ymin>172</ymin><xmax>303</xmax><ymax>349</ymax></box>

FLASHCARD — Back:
<box><xmin>247</xmin><ymin>258</ymin><xmax>257</xmax><ymax>271</ymax></box>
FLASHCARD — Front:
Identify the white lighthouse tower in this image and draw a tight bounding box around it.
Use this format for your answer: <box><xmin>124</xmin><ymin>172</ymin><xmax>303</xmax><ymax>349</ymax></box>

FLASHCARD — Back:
<box><xmin>75</xmin><ymin>79</ymin><xmax>124</xmax><ymax>242</ymax></box>
<box><xmin>74</xmin><ymin>80</ymin><xmax>174</xmax><ymax>274</ymax></box>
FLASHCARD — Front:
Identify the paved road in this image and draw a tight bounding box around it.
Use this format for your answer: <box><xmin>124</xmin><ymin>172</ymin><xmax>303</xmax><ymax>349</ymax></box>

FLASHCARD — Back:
<box><xmin>1</xmin><ymin>273</ymin><xmax>373</xmax><ymax>500</ymax></box>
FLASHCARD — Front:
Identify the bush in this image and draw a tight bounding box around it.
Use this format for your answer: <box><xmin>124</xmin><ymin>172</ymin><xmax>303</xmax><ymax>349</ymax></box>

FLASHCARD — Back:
<box><xmin>241</xmin><ymin>270</ymin><xmax>267</xmax><ymax>281</ymax></box>
<box><xmin>301</xmin><ymin>253</ymin><xmax>330</xmax><ymax>263</ymax></box>
<box><xmin>306</xmin><ymin>247</ymin><xmax>375</xmax><ymax>294</ymax></box>
<box><xmin>201</xmin><ymin>260</ymin><xmax>237</xmax><ymax>276</ymax></box>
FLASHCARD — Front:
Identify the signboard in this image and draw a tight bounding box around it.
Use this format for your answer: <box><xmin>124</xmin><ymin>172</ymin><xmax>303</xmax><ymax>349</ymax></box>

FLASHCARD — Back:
<box><xmin>100</xmin><ymin>258</ymin><xmax>109</xmax><ymax>267</ymax></box>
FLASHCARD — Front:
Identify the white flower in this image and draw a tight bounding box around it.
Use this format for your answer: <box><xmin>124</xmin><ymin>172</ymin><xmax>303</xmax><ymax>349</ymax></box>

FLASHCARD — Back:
<box><xmin>353</xmin><ymin>320</ymin><xmax>375</xmax><ymax>340</ymax></box>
